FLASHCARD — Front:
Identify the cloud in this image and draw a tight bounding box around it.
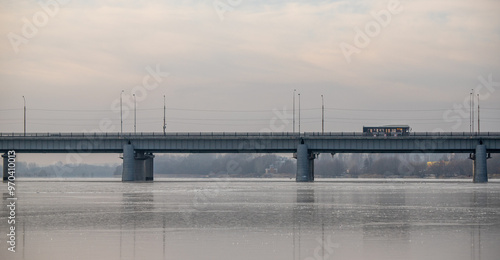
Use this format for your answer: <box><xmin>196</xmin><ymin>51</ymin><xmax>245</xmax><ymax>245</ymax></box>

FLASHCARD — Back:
<box><xmin>0</xmin><ymin>0</ymin><xmax>499</xmax><ymax>133</ymax></box>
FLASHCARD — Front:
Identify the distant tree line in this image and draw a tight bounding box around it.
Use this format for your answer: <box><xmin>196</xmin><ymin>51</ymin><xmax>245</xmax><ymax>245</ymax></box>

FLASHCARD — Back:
<box><xmin>14</xmin><ymin>161</ymin><xmax>117</xmax><ymax>178</ymax></box>
<box><xmin>150</xmin><ymin>153</ymin><xmax>296</xmax><ymax>177</ymax></box>
<box><xmin>314</xmin><ymin>153</ymin><xmax>500</xmax><ymax>178</ymax></box>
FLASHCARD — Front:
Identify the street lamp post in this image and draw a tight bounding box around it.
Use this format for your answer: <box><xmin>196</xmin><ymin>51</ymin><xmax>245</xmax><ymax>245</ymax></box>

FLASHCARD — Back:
<box><xmin>469</xmin><ymin>90</ymin><xmax>474</xmax><ymax>135</ymax></box>
<box><xmin>293</xmin><ymin>89</ymin><xmax>296</xmax><ymax>133</ymax></box>
<box><xmin>22</xmin><ymin>96</ymin><xmax>26</xmax><ymax>136</ymax></box>
<box><xmin>298</xmin><ymin>93</ymin><xmax>301</xmax><ymax>134</ymax></box>
<box><xmin>120</xmin><ymin>90</ymin><xmax>124</xmax><ymax>135</ymax></box>
<box><xmin>321</xmin><ymin>95</ymin><xmax>324</xmax><ymax>134</ymax></box>
<box><xmin>471</xmin><ymin>90</ymin><xmax>474</xmax><ymax>135</ymax></box>
<box><xmin>133</xmin><ymin>93</ymin><xmax>136</xmax><ymax>134</ymax></box>
<box><xmin>469</xmin><ymin>91</ymin><xmax>471</xmax><ymax>134</ymax></box>
<box><xmin>477</xmin><ymin>93</ymin><xmax>480</xmax><ymax>135</ymax></box>
<box><xmin>163</xmin><ymin>95</ymin><xmax>166</xmax><ymax>135</ymax></box>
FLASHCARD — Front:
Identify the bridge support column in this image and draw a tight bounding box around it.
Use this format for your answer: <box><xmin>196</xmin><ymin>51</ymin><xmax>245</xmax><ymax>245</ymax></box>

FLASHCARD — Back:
<box><xmin>134</xmin><ymin>151</ymin><xmax>146</xmax><ymax>181</ymax></box>
<box><xmin>309</xmin><ymin>153</ymin><xmax>315</xmax><ymax>182</ymax></box>
<box><xmin>133</xmin><ymin>152</ymin><xmax>154</xmax><ymax>181</ymax></box>
<box><xmin>145</xmin><ymin>153</ymin><xmax>154</xmax><ymax>181</ymax></box>
<box><xmin>2</xmin><ymin>153</ymin><xmax>8</xmax><ymax>181</ymax></box>
<box><xmin>122</xmin><ymin>143</ymin><xmax>135</xmax><ymax>181</ymax></box>
<box><xmin>295</xmin><ymin>144</ymin><xmax>315</xmax><ymax>182</ymax></box>
<box><xmin>473</xmin><ymin>145</ymin><xmax>488</xmax><ymax>183</ymax></box>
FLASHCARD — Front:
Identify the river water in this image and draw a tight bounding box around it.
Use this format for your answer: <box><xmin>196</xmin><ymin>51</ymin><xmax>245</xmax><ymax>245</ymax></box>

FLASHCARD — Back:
<box><xmin>1</xmin><ymin>178</ymin><xmax>500</xmax><ymax>260</ymax></box>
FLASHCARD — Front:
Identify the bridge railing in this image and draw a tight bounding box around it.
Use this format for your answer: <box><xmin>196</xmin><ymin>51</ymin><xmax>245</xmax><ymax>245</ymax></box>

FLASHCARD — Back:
<box><xmin>1</xmin><ymin>132</ymin><xmax>500</xmax><ymax>137</ymax></box>
<box><xmin>0</xmin><ymin>132</ymin><xmax>301</xmax><ymax>137</ymax></box>
<box><xmin>304</xmin><ymin>132</ymin><xmax>500</xmax><ymax>137</ymax></box>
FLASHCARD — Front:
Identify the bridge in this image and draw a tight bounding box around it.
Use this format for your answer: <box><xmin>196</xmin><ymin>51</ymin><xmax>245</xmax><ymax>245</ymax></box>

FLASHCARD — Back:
<box><xmin>1</xmin><ymin>132</ymin><xmax>500</xmax><ymax>183</ymax></box>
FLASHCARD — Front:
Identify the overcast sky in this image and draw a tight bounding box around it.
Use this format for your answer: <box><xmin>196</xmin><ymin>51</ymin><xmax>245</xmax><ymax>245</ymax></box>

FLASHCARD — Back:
<box><xmin>1</xmin><ymin>0</ymin><xmax>500</xmax><ymax>135</ymax></box>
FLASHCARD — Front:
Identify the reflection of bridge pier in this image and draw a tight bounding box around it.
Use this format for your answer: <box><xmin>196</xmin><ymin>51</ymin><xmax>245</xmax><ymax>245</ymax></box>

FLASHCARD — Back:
<box><xmin>119</xmin><ymin>192</ymin><xmax>155</xmax><ymax>258</ymax></box>
<box><xmin>293</xmin><ymin>188</ymin><xmax>316</xmax><ymax>260</ymax></box>
<box><xmin>471</xmin><ymin>190</ymin><xmax>487</xmax><ymax>260</ymax></box>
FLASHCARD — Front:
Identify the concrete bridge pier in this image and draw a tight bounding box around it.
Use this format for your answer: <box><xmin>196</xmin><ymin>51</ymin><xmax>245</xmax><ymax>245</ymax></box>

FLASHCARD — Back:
<box><xmin>134</xmin><ymin>151</ymin><xmax>146</xmax><ymax>181</ymax></box>
<box><xmin>295</xmin><ymin>143</ymin><xmax>315</xmax><ymax>182</ymax></box>
<box><xmin>134</xmin><ymin>151</ymin><xmax>154</xmax><ymax>181</ymax></box>
<box><xmin>2</xmin><ymin>152</ymin><xmax>8</xmax><ymax>181</ymax></box>
<box><xmin>144</xmin><ymin>153</ymin><xmax>154</xmax><ymax>181</ymax></box>
<box><xmin>472</xmin><ymin>144</ymin><xmax>489</xmax><ymax>183</ymax></box>
<box><xmin>121</xmin><ymin>142</ymin><xmax>154</xmax><ymax>182</ymax></box>
<box><xmin>122</xmin><ymin>143</ymin><xmax>136</xmax><ymax>181</ymax></box>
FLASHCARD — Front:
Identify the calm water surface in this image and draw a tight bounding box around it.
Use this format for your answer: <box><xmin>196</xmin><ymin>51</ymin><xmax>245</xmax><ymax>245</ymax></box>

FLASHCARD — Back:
<box><xmin>1</xmin><ymin>179</ymin><xmax>499</xmax><ymax>260</ymax></box>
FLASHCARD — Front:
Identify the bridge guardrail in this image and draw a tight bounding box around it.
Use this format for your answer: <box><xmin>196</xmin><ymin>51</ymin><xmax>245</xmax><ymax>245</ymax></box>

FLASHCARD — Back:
<box><xmin>1</xmin><ymin>132</ymin><xmax>500</xmax><ymax>137</ymax></box>
<box><xmin>304</xmin><ymin>132</ymin><xmax>500</xmax><ymax>137</ymax></box>
<box><xmin>0</xmin><ymin>132</ymin><xmax>301</xmax><ymax>137</ymax></box>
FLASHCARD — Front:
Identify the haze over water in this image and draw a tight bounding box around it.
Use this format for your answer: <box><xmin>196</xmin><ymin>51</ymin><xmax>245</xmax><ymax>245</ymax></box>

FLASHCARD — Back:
<box><xmin>1</xmin><ymin>178</ymin><xmax>500</xmax><ymax>260</ymax></box>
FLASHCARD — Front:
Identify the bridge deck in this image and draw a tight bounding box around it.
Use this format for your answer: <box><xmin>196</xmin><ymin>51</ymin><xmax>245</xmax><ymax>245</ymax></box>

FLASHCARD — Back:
<box><xmin>1</xmin><ymin>132</ymin><xmax>499</xmax><ymax>154</ymax></box>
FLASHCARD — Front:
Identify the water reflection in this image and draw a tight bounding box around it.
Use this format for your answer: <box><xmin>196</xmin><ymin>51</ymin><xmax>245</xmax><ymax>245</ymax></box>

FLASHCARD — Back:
<box><xmin>2</xmin><ymin>181</ymin><xmax>499</xmax><ymax>260</ymax></box>
<box><xmin>470</xmin><ymin>190</ymin><xmax>487</xmax><ymax>260</ymax></box>
<box><xmin>361</xmin><ymin>188</ymin><xmax>410</xmax><ymax>259</ymax></box>
<box><xmin>120</xmin><ymin>191</ymin><xmax>156</xmax><ymax>260</ymax></box>
<box><xmin>293</xmin><ymin>188</ymin><xmax>316</xmax><ymax>260</ymax></box>
<box><xmin>296</xmin><ymin>189</ymin><xmax>315</xmax><ymax>204</ymax></box>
